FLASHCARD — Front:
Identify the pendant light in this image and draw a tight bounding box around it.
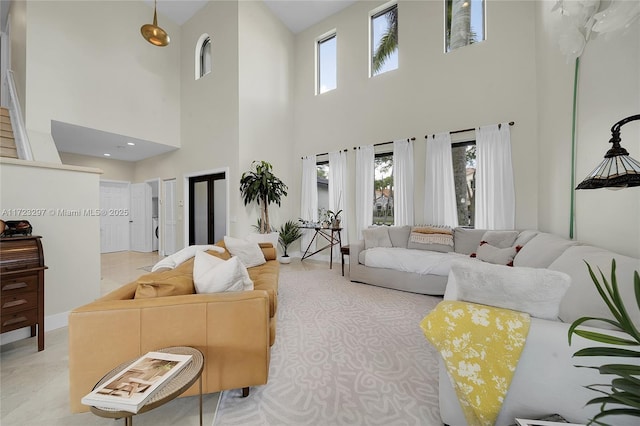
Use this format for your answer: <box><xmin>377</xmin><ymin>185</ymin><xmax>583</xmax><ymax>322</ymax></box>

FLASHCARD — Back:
<box><xmin>141</xmin><ymin>0</ymin><xmax>170</xmax><ymax>47</ymax></box>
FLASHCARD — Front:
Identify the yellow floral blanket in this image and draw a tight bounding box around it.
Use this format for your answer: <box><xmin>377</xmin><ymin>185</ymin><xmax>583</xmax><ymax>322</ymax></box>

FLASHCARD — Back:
<box><xmin>420</xmin><ymin>301</ymin><xmax>531</xmax><ymax>426</ymax></box>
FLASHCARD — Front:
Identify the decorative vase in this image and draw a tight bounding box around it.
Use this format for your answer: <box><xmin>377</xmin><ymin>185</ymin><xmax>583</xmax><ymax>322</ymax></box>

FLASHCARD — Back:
<box><xmin>278</xmin><ymin>256</ymin><xmax>292</xmax><ymax>264</ymax></box>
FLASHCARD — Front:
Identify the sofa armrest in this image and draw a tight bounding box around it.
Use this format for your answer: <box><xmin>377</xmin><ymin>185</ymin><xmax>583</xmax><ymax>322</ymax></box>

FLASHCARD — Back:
<box><xmin>68</xmin><ymin>290</ymin><xmax>271</xmax><ymax>413</ymax></box>
<box><xmin>350</xmin><ymin>240</ymin><xmax>365</xmax><ymax>264</ymax></box>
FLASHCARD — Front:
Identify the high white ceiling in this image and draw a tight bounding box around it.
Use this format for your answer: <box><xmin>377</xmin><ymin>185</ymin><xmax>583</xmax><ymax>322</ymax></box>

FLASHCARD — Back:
<box><xmin>52</xmin><ymin>0</ymin><xmax>355</xmax><ymax>162</ymax></box>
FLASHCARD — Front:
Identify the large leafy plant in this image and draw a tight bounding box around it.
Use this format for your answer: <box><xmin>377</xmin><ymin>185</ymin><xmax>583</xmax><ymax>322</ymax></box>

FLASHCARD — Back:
<box><xmin>568</xmin><ymin>260</ymin><xmax>640</xmax><ymax>425</ymax></box>
<box><xmin>240</xmin><ymin>161</ymin><xmax>288</xmax><ymax>234</ymax></box>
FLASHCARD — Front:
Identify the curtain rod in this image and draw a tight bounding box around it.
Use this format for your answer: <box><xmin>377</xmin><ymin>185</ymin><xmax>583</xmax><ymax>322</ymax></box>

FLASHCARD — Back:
<box><xmin>301</xmin><ymin>148</ymin><xmax>347</xmax><ymax>160</ymax></box>
<box><xmin>353</xmin><ymin>137</ymin><xmax>416</xmax><ymax>150</ymax></box>
<box><xmin>424</xmin><ymin>121</ymin><xmax>515</xmax><ymax>139</ymax></box>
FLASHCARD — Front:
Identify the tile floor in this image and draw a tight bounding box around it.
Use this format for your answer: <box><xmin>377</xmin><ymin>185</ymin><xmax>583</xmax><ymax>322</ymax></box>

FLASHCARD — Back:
<box><xmin>0</xmin><ymin>251</ymin><xmax>336</xmax><ymax>425</ymax></box>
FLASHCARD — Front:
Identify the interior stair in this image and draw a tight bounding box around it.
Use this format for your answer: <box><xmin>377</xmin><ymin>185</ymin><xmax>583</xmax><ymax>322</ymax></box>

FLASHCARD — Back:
<box><xmin>1</xmin><ymin>107</ymin><xmax>18</xmax><ymax>159</ymax></box>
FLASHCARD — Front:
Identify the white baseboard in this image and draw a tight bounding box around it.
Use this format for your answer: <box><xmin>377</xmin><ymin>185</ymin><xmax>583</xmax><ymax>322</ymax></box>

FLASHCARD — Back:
<box><xmin>0</xmin><ymin>311</ymin><xmax>69</xmax><ymax>346</ymax></box>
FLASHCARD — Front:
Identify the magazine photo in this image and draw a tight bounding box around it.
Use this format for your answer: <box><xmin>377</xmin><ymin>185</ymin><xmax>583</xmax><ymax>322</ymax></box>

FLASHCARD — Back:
<box><xmin>82</xmin><ymin>351</ymin><xmax>192</xmax><ymax>413</ymax></box>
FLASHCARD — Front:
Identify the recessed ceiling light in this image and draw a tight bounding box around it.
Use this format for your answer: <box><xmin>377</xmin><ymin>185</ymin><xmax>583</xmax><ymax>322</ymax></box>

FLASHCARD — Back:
<box><xmin>103</xmin><ymin>153</ymin><xmax>111</xmax><ymax>157</ymax></box>
<box><xmin>127</xmin><ymin>142</ymin><xmax>135</xmax><ymax>146</ymax></box>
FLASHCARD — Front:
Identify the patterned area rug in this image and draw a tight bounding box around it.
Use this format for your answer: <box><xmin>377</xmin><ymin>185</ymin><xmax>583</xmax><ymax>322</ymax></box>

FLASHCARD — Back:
<box><xmin>214</xmin><ymin>269</ymin><xmax>442</xmax><ymax>425</ymax></box>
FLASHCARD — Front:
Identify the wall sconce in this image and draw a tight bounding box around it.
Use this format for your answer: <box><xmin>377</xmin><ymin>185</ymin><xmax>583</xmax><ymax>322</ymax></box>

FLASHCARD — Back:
<box><xmin>576</xmin><ymin>114</ymin><xmax>640</xmax><ymax>189</ymax></box>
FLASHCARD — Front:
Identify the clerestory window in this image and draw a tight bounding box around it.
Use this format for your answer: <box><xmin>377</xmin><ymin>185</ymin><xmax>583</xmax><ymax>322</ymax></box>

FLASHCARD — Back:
<box><xmin>445</xmin><ymin>0</ymin><xmax>485</xmax><ymax>52</ymax></box>
<box><xmin>195</xmin><ymin>34</ymin><xmax>212</xmax><ymax>80</ymax></box>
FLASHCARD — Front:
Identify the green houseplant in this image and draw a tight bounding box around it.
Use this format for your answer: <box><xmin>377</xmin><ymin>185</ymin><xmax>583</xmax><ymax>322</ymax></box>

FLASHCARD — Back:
<box><xmin>240</xmin><ymin>161</ymin><xmax>288</xmax><ymax>234</ymax></box>
<box><xmin>327</xmin><ymin>209</ymin><xmax>343</xmax><ymax>229</ymax></box>
<box><xmin>568</xmin><ymin>260</ymin><xmax>640</xmax><ymax>425</ymax></box>
<box><xmin>278</xmin><ymin>220</ymin><xmax>302</xmax><ymax>264</ymax></box>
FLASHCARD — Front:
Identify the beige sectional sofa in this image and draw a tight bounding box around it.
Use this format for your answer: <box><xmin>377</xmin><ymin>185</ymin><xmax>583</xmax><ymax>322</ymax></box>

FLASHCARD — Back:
<box><xmin>349</xmin><ymin>226</ymin><xmax>530</xmax><ymax>295</ymax></box>
<box><xmin>438</xmin><ymin>232</ymin><xmax>640</xmax><ymax>425</ymax></box>
<box><xmin>68</xmin><ymin>241</ymin><xmax>278</xmax><ymax>413</ymax></box>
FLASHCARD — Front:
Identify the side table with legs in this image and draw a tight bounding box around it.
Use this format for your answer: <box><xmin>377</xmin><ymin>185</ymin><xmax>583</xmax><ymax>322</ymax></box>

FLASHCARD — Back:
<box><xmin>88</xmin><ymin>346</ymin><xmax>204</xmax><ymax>426</ymax></box>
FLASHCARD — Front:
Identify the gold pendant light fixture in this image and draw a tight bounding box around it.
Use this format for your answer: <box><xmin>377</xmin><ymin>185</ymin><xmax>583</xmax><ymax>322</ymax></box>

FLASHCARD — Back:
<box><xmin>141</xmin><ymin>0</ymin><xmax>170</xmax><ymax>47</ymax></box>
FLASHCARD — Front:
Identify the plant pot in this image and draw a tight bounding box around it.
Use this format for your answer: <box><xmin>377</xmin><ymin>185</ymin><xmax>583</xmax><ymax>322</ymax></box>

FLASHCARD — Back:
<box><xmin>278</xmin><ymin>256</ymin><xmax>292</xmax><ymax>264</ymax></box>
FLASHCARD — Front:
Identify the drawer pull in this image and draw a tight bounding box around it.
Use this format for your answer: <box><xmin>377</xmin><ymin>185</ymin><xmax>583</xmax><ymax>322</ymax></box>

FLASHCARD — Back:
<box><xmin>2</xmin><ymin>299</ymin><xmax>28</xmax><ymax>309</ymax></box>
<box><xmin>2</xmin><ymin>282</ymin><xmax>28</xmax><ymax>291</ymax></box>
<box><xmin>3</xmin><ymin>316</ymin><xmax>27</xmax><ymax>327</ymax></box>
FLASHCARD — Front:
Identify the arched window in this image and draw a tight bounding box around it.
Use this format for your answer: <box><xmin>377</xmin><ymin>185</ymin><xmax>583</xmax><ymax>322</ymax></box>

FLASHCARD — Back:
<box><xmin>195</xmin><ymin>34</ymin><xmax>212</xmax><ymax>80</ymax></box>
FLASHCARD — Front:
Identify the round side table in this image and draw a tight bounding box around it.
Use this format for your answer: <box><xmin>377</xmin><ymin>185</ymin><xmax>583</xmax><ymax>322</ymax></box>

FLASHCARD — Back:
<box><xmin>89</xmin><ymin>346</ymin><xmax>204</xmax><ymax>426</ymax></box>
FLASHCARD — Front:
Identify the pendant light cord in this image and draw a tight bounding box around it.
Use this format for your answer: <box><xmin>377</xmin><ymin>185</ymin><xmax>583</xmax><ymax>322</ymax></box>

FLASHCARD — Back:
<box><xmin>569</xmin><ymin>57</ymin><xmax>580</xmax><ymax>240</ymax></box>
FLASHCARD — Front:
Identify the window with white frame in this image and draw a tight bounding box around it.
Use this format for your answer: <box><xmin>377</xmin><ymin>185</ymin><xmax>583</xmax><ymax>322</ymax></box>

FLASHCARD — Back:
<box><xmin>316</xmin><ymin>32</ymin><xmax>337</xmax><ymax>95</ymax></box>
<box><xmin>445</xmin><ymin>0</ymin><xmax>485</xmax><ymax>52</ymax></box>
<box><xmin>373</xmin><ymin>153</ymin><xmax>394</xmax><ymax>225</ymax></box>
<box><xmin>317</xmin><ymin>162</ymin><xmax>330</xmax><ymax>222</ymax></box>
<box><xmin>370</xmin><ymin>2</ymin><xmax>398</xmax><ymax>77</ymax></box>
<box><xmin>451</xmin><ymin>142</ymin><xmax>476</xmax><ymax>226</ymax></box>
<box><xmin>195</xmin><ymin>34</ymin><xmax>212</xmax><ymax>80</ymax></box>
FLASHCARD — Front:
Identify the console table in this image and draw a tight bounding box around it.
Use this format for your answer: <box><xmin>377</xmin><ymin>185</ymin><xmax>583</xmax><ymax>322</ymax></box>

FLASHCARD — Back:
<box><xmin>301</xmin><ymin>227</ymin><xmax>342</xmax><ymax>269</ymax></box>
<box><xmin>0</xmin><ymin>235</ymin><xmax>47</xmax><ymax>351</ymax></box>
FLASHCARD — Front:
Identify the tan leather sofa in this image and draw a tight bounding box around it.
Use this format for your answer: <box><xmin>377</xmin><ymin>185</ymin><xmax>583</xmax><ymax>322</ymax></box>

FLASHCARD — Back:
<box><xmin>68</xmin><ymin>242</ymin><xmax>278</xmax><ymax>413</ymax></box>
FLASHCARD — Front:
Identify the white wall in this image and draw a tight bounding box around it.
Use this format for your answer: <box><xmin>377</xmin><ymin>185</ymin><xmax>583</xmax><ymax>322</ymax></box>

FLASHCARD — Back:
<box><xmin>0</xmin><ymin>160</ymin><xmax>102</xmax><ymax>335</ymax></box>
<box><xmin>237</xmin><ymin>0</ymin><xmax>295</xmax><ymax>236</ymax></box>
<box><xmin>60</xmin><ymin>152</ymin><xmax>135</xmax><ymax>182</ymax></box>
<box><xmin>134</xmin><ymin>0</ymin><xmax>240</xmax><ymax>246</ymax></box>
<box><xmin>24</xmin><ymin>1</ymin><xmax>181</xmax><ymax>149</ymax></box>
<box><xmin>292</xmin><ymin>0</ymin><xmax>540</xmax><ymax>244</ymax></box>
<box><xmin>536</xmin><ymin>1</ymin><xmax>640</xmax><ymax>258</ymax></box>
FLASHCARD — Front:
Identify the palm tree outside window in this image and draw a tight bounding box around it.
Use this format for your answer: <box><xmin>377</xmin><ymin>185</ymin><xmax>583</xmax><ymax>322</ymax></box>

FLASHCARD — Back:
<box><xmin>445</xmin><ymin>0</ymin><xmax>485</xmax><ymax>52</ymax></box>
<box><xmin>371</xmin><ymin>3</ymin><xmax>398</xmax><ymax>77</ymax></box>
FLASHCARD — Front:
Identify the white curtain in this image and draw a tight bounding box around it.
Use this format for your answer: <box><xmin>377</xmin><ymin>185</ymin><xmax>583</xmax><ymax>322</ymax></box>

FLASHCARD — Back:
<box><xmin>393</xmin><ymin>139</ymin><xmax>414</xmax><ymax>226</ymax></box>
<box><xmin>355</xmin><ymin>145</ymin><xmax>374</xmax><ymax>240</ymax></box>
<box><xmin>425</xmin><ymin>132</ymin><xmax>459</xmax><ymax>227</ymax></box>
<box><xmin>475</xmin><ymin>123</ymin><xmax>516</xmax><ymax>229</ymax></box>
<box><xmin>329</xmin><ymin>150</ymin><xmax>348</xmax><ymax>259</ymax></box>
<box><xmin>300</xmin><ymin>156</ymin><xmax>318</xmax><ymax>253</ymax></box>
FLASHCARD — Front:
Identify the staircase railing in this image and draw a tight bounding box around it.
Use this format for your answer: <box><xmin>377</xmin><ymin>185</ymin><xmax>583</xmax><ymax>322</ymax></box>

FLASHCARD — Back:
<box><xmin>4</xmin><ymin>70</ymin><xmax>33</xmax><ymax>160</ymax></box>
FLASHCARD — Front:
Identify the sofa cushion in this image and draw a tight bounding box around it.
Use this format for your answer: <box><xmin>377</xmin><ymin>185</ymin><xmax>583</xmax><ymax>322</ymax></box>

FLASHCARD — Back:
<box><xmin>446</xmin><ymin>258</ymin><xmax>571</xmax><ymax>321</ymax></box>
<box><xmin>193</xmin><ymin>251</ymin><xmax>254</xmax><ymax>294</ymax></box>
<box><xmin>224</xmin><ymin>236</ymin><xmax>266</xmax><ymax>268</ymax></box>
<box><xmin>513</xmin><ymin>233</ymin><xmax>580</xmax><ymax>268</ymax></box>
<box><xmin>408</xmin><ymin>226</ymin><xmax>454</xmax><ymax>253</ymax></box>
<box><xmin>514</xmin><ymin>230</ymin><xmax>538</xmax><ymax>248</ymax></box>
<box><xmin>388</xmin><ymin>225</ymin><xmax>412</xmax><ymax>248</ymax></box>
<box><xmin>481</xmin><ymin>230</ymin><xmax>520</xmax><ymax>248</ymax></box>
<box><xmin>475</xmin><ymin>242</ymin><xmax>518</xmax><ymax>266</ymax></box>
<box><xmin>133</xmin><ymin>269</ymin><xmax>195</xmax><ymax>299</ymax></box>
<box><xmin>454</xmin><ymin>228</ymin><xmax>487</xmax><ymax>255</ymax></box>
<box><xmin>363</xmin><ymin>227</ymin><xmax>393</xmax><ymax>249</ymax></box>
<box><xmin>549</xmin><ymin>245</ymin><xmax>640</xmax><ymax>330</ymax></box>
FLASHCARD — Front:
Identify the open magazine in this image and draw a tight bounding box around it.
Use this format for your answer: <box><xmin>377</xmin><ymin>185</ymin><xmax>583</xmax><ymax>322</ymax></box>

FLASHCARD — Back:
<box><xmin>516</xmin><ymin>419</ymin><xmax>585</xmax><ymax>426</ymax></box>
<box><xmin>82</xmin><ymin>351</ymin><xmax>192</xmax><ymax>413</ymax></box>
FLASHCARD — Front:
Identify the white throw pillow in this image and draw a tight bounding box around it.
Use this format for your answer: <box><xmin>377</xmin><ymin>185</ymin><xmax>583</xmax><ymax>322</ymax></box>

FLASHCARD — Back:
<box><xmin>447</xmin><ymin>258</ymin><xmax>572</xmax><ymax>321</ymax></box>
<box><xmin>475</xmin><ymin>243</ymin><xmax>517</xmax><ymax>266</ymax></box>
<box><xmin>223</xmin><ymin>236</ymin><xmax>266</xmax><ymax>268</ymax></box>
<box><xmin>363</xmin><ymin>227</ymin><xmax>393</xmax><ymax>250</ymax></box>
<box><xmin>193</xmin><ymin>251</ymin><xmax>254</xmax><ymax>294</ymax></box>
<box><xmin>480</xmin><ymin>230</ymin><xmax>520</xmax><ymax>248</ymax></box>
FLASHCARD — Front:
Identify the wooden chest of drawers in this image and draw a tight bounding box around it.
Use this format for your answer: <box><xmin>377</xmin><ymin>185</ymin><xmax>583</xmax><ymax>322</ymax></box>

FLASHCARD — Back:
<box><xmin>0</xmin><ymin>236</ymin><xmax>47</xmax><ymax>351</ymax></box>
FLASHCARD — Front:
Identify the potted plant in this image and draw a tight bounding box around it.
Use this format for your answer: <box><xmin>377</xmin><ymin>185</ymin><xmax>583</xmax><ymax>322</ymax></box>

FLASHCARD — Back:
<box><xmin>568</xmin><ymin>260</ymin><xmax>640</xmax><ymax>425</ymax></box>
<box><xmin>240</xmin><ymin>160</ymin><xmax>288</xmax><ymax>239</ymax></box>
<box><xmin>278</xmin><ymin>220</ymin><xmax>302</xmax><ymax>264</ymax></box>
<box><xmin>327</xmin><ymin>209</ymin><xmax>343</xmax><ymax>229</ymax></box>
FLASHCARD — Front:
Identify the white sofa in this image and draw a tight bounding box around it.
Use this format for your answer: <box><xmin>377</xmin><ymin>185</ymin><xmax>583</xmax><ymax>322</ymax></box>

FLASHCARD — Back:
<box><xmin>349</xmin><ymin>226</ymin><xmax>532</xmax><ymax>295</ymax></box>
<box><xmin>439</xmin><ymin>232</ymin><xmax>640</xmax><ymax>426</ymax></box>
